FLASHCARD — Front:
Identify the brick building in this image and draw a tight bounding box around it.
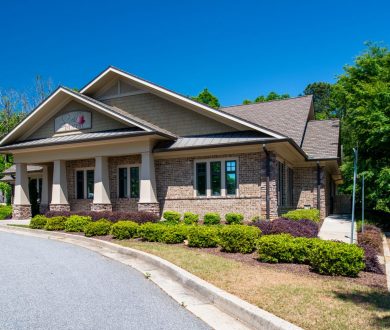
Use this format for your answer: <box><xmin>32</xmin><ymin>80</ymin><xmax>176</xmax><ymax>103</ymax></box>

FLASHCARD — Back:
<box><xmin>0</xmin><ymin>67</ymin><xmax>341</xmax><ymax>220</ymax></box>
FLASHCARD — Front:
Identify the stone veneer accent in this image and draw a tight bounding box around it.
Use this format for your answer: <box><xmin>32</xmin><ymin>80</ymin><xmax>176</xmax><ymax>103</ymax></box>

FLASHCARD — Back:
<box><xmin>12</xmin><ymin>204</ymin><xmax>32</xmax><ymax>220</ymax></box>
<box><xmin>49</xmin><ymin>204</ymin><xmax>71</xmax><ymax>212</ymax></box>
<box><xmin>155</xmin><ymin>152</ymin><xmax>262</xmax><ymax>221</ymax></box>
<box><xmin>91</xmin><ymin>203</ymin><xmax>113</xmax><ymax>212</ymax></box>
<box><xmin>138</xmin><ymin>202</ymin><xmax>160</xmax><ymax>215</ymax></box>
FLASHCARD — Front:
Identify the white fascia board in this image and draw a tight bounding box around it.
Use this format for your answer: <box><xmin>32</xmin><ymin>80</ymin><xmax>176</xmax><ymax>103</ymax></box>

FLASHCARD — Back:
<box><xmin>80</xmin><ymin>67</ymin><xmax>286</xmax><ymax>139</ymax></box>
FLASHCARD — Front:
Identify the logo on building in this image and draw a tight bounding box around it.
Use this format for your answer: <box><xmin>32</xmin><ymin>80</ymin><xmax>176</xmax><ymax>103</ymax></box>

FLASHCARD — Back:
<box><xmin>54</xmin><ymin>111</ymin><xmax>92</xmax><ymax>133</ymax></box>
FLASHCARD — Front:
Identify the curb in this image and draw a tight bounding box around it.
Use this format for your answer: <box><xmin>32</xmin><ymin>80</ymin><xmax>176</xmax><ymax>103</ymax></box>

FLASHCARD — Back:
<box><xmin>0</xmin><ymin>225</ymin><xmax>301</xmax><ymax>330</ymax></box>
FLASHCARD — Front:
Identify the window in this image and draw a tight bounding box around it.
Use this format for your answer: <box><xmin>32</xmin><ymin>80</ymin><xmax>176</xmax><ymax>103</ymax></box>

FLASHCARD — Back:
<box><xmin>118</xmin><ymin>166</ymin><xmax>140</xmax><ymax>198</ymax></box>
<box><xmin>76</xmin><ymin>169</ymin><xmax>94</xmax><ymax>199</ymax></box>
<box><xmin>194</xmin><ymin>158</ymin><xmax>238</xmax><ymax>197</ymax></box>
<box><xmin>225</xmin><ymin>160</ymin><xmax>237</xmax><ymax>195</ymax></box>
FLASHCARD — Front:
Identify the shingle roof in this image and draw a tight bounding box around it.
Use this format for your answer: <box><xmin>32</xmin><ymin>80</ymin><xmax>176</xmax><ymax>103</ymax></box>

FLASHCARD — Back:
<box><xmin>302</xmin><ymin>119</ymin><xmax>340</xmax><ymax>159</ymax></box>
<box><xmin>154</xmin><ymin>131</ymin><xmax>278</xmax><ymax>151</ymax></box>
<box><xmin>2</xmin><ymin>165</ymin><xmax>43</xmax><ymax>174</ymax></box>
<box><xmin>221</xmin><ymin>96</ymin><xmax>313</xmax><ymax>146</ymax></box>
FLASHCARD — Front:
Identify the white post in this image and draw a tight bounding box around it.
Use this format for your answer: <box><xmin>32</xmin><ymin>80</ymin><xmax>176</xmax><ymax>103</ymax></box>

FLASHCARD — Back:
<box><xmin>14</xmin><ymin>163</ymin><xmax>30</xmax><ymax>205</ymax></box>
<box><xmin>93</xmin><ymin>156</ymin><xmax>111</xmax><ymax>205</ymax></box>
<box><xmin>139</xmin><ymin>151</ymin><xmax>158</xmax><ymax>204</ymax></box>
<box><xmin>51</xmin><ymin>160</ymin><xmax>69</xmax><ymax>206</ymax></box>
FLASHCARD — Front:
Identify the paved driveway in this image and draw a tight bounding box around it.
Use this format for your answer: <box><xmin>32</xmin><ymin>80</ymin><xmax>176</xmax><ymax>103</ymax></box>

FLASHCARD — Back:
<box><xmin>0</xmin><ymin>231</ymin><xmax>210</xmax><ymax>330</ymax></box>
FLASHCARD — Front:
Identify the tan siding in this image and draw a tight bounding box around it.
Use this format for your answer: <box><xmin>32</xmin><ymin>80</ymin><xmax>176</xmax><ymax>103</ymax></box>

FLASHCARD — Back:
<box><xmin>26</xmin><ymin>100</ymin><xmax>129</xmax><ymax>140</ymax></box>
<box><xmin>104</xmin><ymin>93</ymin><xmax>236</xmax><ymax>136</ymax></box>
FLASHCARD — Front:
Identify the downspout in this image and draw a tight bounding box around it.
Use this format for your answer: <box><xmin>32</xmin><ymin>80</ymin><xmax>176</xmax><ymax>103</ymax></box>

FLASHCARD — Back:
<box><xmin>317</xmin><ymin>161</ymin><xmax>321</xmax><ymax>212</ymax></box>
<box><xmin>262</xmin><ymin>144</ymin><xmax>270</xmax><ymax>221</ymax></box>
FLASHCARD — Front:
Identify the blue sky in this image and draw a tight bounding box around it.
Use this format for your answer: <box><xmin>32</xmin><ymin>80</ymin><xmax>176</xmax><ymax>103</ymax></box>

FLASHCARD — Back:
<box><xmin>0</xmin><ymin>0</ymin><xmax>389</xmax><ymax>106</ymax></box>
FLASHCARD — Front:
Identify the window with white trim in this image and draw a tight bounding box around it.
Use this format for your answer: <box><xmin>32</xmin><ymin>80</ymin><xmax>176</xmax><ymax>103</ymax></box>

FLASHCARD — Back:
<box><xmin>75</xmin><ymin>168</ymin><xmax>94</xmax><ymax>199</ymax></box>
<box><xmin>194</xmin><ymin>159</ymin><xmax>238</xmax><ymax>197</ymax></box>
<box><xmin>118</xmin><ymin>165</ymin><xmax>140</xmax><ymax>198</ymax></box>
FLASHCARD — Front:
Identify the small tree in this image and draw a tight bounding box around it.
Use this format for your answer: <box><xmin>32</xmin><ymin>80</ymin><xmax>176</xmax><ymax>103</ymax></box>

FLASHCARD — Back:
<box><xmin>192</xmin><ymin>88</ymin><xmax>220</xmax><ymax>109</ymax></box>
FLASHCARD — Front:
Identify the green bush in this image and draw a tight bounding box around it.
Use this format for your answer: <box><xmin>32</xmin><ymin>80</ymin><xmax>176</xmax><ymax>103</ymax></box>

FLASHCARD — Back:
<box><xmin>160</xmin><ymin>225</ymin><xmax>188</xmax><ymax>244</ymax></box>
<box><xmin>138</xmin><ymin>223</ymin><xmax>167</xmax><ymax>242</ymax></box>
<box><xmin>183</xmin><ymin>212</ymin><xmax>199</xmax><ymax>225</ymax></box>
<box><xmin>225</xmin><ymin>213</ymin><xmax>244</xmax><ymax>225</ymax></box>
<box><xmin>64</xmin><ymin>215</ymin><xmax>91</xmax><ymax>232</ymax></box>
<box><xmin>282</xmin><ymin>209</ymin><xmax>320</xmax><ymax>223</ymax></box>
<box><xmin>218</xmin><ymin>225</ymin><xmax>261</xmax><ymax>253</ymax></box>
<box><xmin>308</xmin><ymin>240</ymin><xmax>365</xmax><ymax>277</ymax></box>
<box><xmin>29</xmin><ymin>215</ymin><xmax>48</xmax><ymax>229</ymax></box>
<box><xmin>0</xmin><ymin>205</ymin><xmax>12</xmax><ymax>220</ymax></box>
<box><xmin>204</xmin><ymin>212</ymin><xmax>221</xmax><ymax>225</ymax></box>
<box><xmin>44</xmin><ymin>216</ymin><xmax>67</xmax><ymax>231</ymax></box>
<box><xmin>187</xmin><ymin>225</ymin><xmax>220</xmax><ymax>248</ymax></box>
<box><xmin>163</xmin><ymin>210</ymin><xmax>181</xmax><ymax>224</ymax></box>
<box><xmin>110</xmin><ymin>221</ymin><xmax>139</xmax><ymax>240</ymax></box>
<box><xmin>83</xmin><ymin>219</ymin><xmax>112</xmax><ymax>237</ymax></box>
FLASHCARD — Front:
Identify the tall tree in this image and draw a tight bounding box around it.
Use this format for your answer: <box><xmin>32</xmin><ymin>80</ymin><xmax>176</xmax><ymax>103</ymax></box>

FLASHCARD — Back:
<box><xmin>303</xmin><ymin>82</ymin><xmax>335</xmax><ymax>119</ymax></box>
<box><xmin>243</xmin><ymin>91</ymin><xmax>290</xmax><ymax>104</ymax></box>
<box><xmin>192</xmin><ymin>88</ymin><xmax>220</xmax><ymax>109</ymax></box>
<box><xmin>334</xmin><ymin>43</ymin><xmax>390</xmax><ymax>213</ymax></box>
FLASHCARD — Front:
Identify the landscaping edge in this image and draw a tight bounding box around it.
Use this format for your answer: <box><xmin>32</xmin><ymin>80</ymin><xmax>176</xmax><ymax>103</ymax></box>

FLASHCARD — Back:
<box><xmin>0</xmin><ymin>225</ymin><xmax>302</xmax><ymax>330</ymax></box>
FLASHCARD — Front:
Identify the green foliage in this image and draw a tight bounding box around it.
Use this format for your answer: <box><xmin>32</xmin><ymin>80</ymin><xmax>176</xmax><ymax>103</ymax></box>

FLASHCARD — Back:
<box><xmin>138</xmin><ymin>223</ymin><xmax>167</xmax><ymax>242</ymax></box>
<box><xmin>160</xmin><ymin>225</ymin><xmax>188</xmax><ymax>244</ymax></box>
<box><xmin>44</xmin><ymin>216</ymin><xmax>67</xmax><ymax>231</ymax></box>
<box><xmin>64</xmin><ymin>215</ymin><xmax>91</xmax><ymax>232</ymax></box>
<box><xmin>308</xmin><ymin>240</ymin><xmax>365</xmax><ymax>277</ymax></box>
<box><xmin>110</xmin><ymin>221</ymin><xmax>139</xmax><ymax>240</ymax></box>
<box><xmin>191</xmin><ymin>88</ymin><xmax>220</xmax><ymax>109</ymax></box>
<box><xmin>244</xmin><ymin>92</ymin><xmax>290</xmax><ymax>104</ymax></box>
<box><xmin>183</xmin><ymin>212</ymin><xmax>199</xmax><ymax>225</ymax></box>
<box><xmin>218</xmin><ymin>225</ymin><xmax>261</xmax><ymax>253</ymax></box>
<box><xmin>225</xmin><ymin>213</ymin><xmax>244</xmax><ymax>225</ymax></box>
<box><xmin>0</xmin><ymin>204</ymin><xmax>12</xmax><ymax>220</ymax></box>
<box><xmin>29</xmin><ymin>215</ymin><xmax>48</xmax><ymax>229</ymax></box>
<box><xmin>0</xmin><ymin>182</ymin><xmax>11</xmax><ymax>205</ymax></box>
<box><xmin>303</xmin><ymin>82</ymin><xmax>335</xmax><ymax>119</ymax></box>
<box><xmin>163</xmin><ymin>210</ymin><xmax>181</xmax><ymax>224</ymax></box>
<box><xmin>334</xmin><ymin>43</ymin><xmax>390</xmax><ymax>213</ymax></box>
<box><xmin>83</xmin><ymin>219</ymin><xmax>112</xmax><ymax>237</ymax></box>
<box><xmin>187</xmin><ymin>225</ymin><xmax>220</xmax><ymax>248</ymax></box>
<box><xmin>203</xmin><ymin>212</ymin><xmax>221</xmax><ymax>225</ymax></box>
<box><xmin>282</xmin><ymin>209</ymin><xmax>320</xmax><ymax>223</ymax></box>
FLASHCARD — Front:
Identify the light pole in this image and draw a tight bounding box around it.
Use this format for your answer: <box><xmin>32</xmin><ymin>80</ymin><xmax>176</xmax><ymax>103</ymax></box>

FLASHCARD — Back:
<box><xmin>350</xmin><ymin>148</ymin><xmax>358</xmax><ymax>244</ymax></box>
<box><xmin>361</xmin><ymin>173</ymin><xmax>365</xmax><ymax>233</ymax></box>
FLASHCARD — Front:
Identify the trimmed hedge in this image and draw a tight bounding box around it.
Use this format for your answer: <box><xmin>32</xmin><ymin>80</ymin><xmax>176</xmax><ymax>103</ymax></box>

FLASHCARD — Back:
<box><xmin>64</xmin><ymin>215</ymin><xmax>91</xmax><ymax>232</ymax></box>
<box><xmin>187</xmin><ymin>225</ymin><xmax>220</xmax><ymax>248</ymax></box>
<box><xmin>138</xmin><ymin>223</ymin><xmax>167</xmax><ymax>242</ymax></box>
<box><xmin>183</xmin><ymin>212</ymin><xmax>199</xmax><ymax>225</ymax></box>
<box><xmin>163</xmin><ymin>211</ymin><xmax>181</xmax><ymax>224</ymax></box>
<box><xmin>110</xmin><ymin>221</ymin><xmax>139</xmax><ymax>240</ymax></box>
<box><xmin>44</xmin><ymin>216</ymin><xmax>67</xmax><ymax>231</ymax></box>
<box><xmin>218</xmin><ymin>225</ymin><xmax>261</xmax><ymax>253</ymax></box>
<box><xmin>160</xmin><ymin>225</ymin><xmax>188</xmax><ymax>244</ymax></box>
<box><xmin>30</xmin><ymin>215</ymin><xmax>48</xmax><ymax>229</ymax></box>
<box><xmin>204</xmin><ymin>212</ymin><xmax>221</xmax><ymax>225</ymax></box>
<box><xmin>225</xmin><ymin>213</ymin><xmax>244</xmax><ymax>225</ymax></box>
<box><xmin>252</xmin><ymin>218</ymin><xmax>319</xmax><ymax>238</ymax></box>
<box><xmin>84</xmin><ymin>219</ymin><xmax>112</xmax><ymax>237</ymax></box>
<box><xmin>282</xmin><ymin>209</ymin><xmax>320</xmax><ymax>223</ymax></box>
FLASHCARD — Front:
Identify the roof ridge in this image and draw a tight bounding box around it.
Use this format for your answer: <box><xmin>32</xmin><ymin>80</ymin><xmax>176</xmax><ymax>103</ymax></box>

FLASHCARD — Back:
<box><xmin>307</xmin><ymin>118</ymin><xmax>340</xmax><ymax>122</ymax></box>
<box><xmin>221</xmin><ymin>95</ymin><xmax>313</xmax><ymax>109</ymax></box>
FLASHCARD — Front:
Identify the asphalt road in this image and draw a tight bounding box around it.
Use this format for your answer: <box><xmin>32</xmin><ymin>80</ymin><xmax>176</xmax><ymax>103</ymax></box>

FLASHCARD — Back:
<box><xmin>0</xmin><ymin>231</ymin><xmax>210</xmax><ymax>330</ymax></box>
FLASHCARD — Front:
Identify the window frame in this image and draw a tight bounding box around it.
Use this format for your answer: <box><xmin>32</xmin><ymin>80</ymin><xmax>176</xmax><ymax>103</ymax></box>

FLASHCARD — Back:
<box><xmin>194</xmin><ymin>158</ymin><xmax>239</xmax><ymax>198</ymax></box>
<box><xmin>117</xmin><ymin>164</ymin><xmax>141</xmax><ymax>199</ymax></box>
<box><xmin>75</xmin><ymin>167</ymin><xmax>95</xmax><ymax>200</ymax></box>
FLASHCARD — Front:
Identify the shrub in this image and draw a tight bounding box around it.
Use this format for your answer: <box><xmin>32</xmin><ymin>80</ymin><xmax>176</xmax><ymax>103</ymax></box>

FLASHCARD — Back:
<box><xmin>163</xmin><ymin>211</ymin><xmax>181</xmax><ymax>224</ymax></box>
<box><xmin>29</xmin><ymin>215</ymin><xmax>48</xmax><ymax>229</ymax></box>
<box><xmin>110</xmin><ymin>221</ymin><xmax>139</xmax><ymax>240</ymax></box>
<box><xmin>160</xmin><ymin>225</ymin><xmax>188</xmax><ymax>244</ymax></box>
<box><xmin>183</xmin><ymin>212</ymin><xmax>199</xmax><ymax>225</ymax></box>
<box><xmin>225</xmin><ymin>213</ymin><xmax>244</xmax><ymax>225</ymax></box>
<box><xmin>358</xmin><ymin>228</ymin><xmax>382</xmax><ymax>253</ymax></box>
<box><xmin>83</xmin><ymin>219</ymin><xmax>112</xmax><ymax>237</ymax></box>
<box><xmin>218</xmin><ymin>225</ymin><xmax>261</xmax><ymax>253</ymax></box>
<box><xmin>282</xmin><ymin>209</ymin><xmax>320</xmax><ymax>223</ymax></box>
<box><xmin>359</xmin><ymin>243</ymin><xmax>384</xmax><ymax>274</ymax></box>
<box><xmin>64</xmin><ymin>215</ymin><xmax>91</xmax><ymax>232</ymax></box>
<box><xmin>45</xmin><ymin>210</ymin><xmax>72</xmax><ymax>218</ymax></box>
<box><xmin>138</xmin><ymin>223</ymin><xmax>167</xmax><ymax>242</ymax></box>
<box><xmin>0</xmin><ymin>205</ymin><xmax>12</xmax><ymax>220</ymax></box>
<box><xmin>252</xmin><ymin>218</ymin><xmax>319</xmax><ymax>238</ymax></box>
<box><xmin>204</xmin><ymin>212</ymin><xmax>221</xmax><ymax>225</ymax></box>
<box><xmin>251</xmin><ymin>215</ymin><xmax>261</xmax><ymax>222</ymax></box>
<box><xmin>44</xmin><ymin>216</ymin><xmax>67</xmax><ymax>231</ymax></box>
<box><xmin>308</xmin><ymin>240</ymin><xmax>365</xmax><ymax>277</ymax></box>
<box><xmin>187</xmin><ymin>226</ymin><xmax>220</xmax><ymax>248</ymax></box>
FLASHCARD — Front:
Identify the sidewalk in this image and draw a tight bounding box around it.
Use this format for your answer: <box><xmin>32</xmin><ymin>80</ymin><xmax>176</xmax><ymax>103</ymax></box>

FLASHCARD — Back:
<box><xmin>0</xmin><ymin>219</ymin><xmax>30</xmax><ymax>226</ymax></box>
<box><xmin>318</xmin><ymin>214</ymin><xmax>357</xmax><ymax>243</ymax></box>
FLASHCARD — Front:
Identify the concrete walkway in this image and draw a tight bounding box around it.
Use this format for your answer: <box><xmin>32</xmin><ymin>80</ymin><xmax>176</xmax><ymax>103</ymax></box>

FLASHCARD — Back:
<box><xmin>318</xmin><ymin>214</ymin><xmax>357</xmax><ymax>243</ymax></box>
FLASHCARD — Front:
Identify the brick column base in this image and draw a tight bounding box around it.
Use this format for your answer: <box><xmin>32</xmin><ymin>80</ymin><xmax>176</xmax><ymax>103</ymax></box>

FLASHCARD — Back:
<box><xmin>12</xmin><ymin>204</ymin><xmax>32</xmax><ymax>220</ymax></box>
<box><xmin>49</xmin><ymin>204</ymin><xmax>71</xmax><ymax>212</ymax></box>
<box><xmin>91</xmin><ymin>203</ymin><xmax>112</xmax><ymax>212</ymax></box>
<box><xmin>138</xmin><ymin>202</ymin><xmax>160</xmax><ymax>216</ymax></box>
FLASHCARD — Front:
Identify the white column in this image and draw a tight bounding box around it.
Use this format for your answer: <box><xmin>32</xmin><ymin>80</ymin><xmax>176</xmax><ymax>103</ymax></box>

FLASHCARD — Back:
<box><xmin>51</xmin><ymin>160</ymin><xmax>68</xmax><ymax>205</ymax></box>
<box><xmin>139</xmin><ymin>151</ymin><xmax>158</xmax><ymax>203</ymax></box>
<box><xmin>93</xmin><ymin>156</ymin><xmax>111</xmax><ymax>204</ymax></box>
<box><xmin>14</xmin><ymin>163</ymin><xmax>30</xmax><ymax>205</ymax></box>
<box><xmin>40</xmin><ymin>165</ymin><xmax>50</xmax><ymax>206</ymax></box>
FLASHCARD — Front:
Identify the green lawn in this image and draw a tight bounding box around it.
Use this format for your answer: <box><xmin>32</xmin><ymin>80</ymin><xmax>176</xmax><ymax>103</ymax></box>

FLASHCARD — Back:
<box><xmin>0</xmin><ymin>205</ymin><xmax>12</xmax><ymax>220</ymax></box>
